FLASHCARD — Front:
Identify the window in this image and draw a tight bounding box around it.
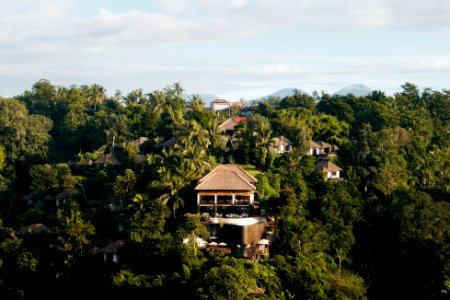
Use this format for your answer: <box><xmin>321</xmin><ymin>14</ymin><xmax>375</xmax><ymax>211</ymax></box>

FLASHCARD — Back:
<box><xmin>331</xmin><ymin>171</ymin><xmax>337</xmax><ymax>176</ymax></box>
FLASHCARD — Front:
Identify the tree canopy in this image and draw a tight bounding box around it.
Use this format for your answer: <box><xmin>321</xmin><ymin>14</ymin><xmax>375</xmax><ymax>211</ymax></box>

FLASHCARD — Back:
<box><xmin>0</xmin><ymin>81</ymin><xmax>448</xmax><ymax>299</ymax></box>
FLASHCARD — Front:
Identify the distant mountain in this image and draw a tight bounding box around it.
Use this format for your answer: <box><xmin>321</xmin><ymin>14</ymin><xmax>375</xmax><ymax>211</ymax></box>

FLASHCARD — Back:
<box><xmin>182</xmin><ymin>93</ymin><xmax>218</xmax><ymax>105</ymax></box>
<box><xmin>334</xmin><ymin>84</ymin><xmax>373</xmax><ymax>97</ymax></box>
<box><xmin>253</xmin><ymin>88</ymin><xmax>306</xmax><ymax>101</ymax></box>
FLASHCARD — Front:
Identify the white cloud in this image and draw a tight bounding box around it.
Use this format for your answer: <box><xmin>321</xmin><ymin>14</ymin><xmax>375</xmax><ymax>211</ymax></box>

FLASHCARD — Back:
<box><xmin>1</xmin><ymin>0</ymin><xmax>448</xmax><ymax>62</ymax></box>
<box><xmin>410</xmin><ymin>59</ymin><xmax>450</xmax><ymax>72</ymax></box>
<box><xmin>0</xmin><ymin>0</ymin><xmax>449</xmax><ymax>98</ymax></box>
<box><xmin>230</xmin><ymin>0</ymin><xmax>250</xmax><ymax>9</ymax></box>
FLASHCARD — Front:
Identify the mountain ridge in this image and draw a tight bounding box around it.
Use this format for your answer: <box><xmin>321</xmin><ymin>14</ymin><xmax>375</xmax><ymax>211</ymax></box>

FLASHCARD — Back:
<box><xmin>333</xmin><ymin>84</ymin><xmax>373</xmax><ymax>97</ymax></box>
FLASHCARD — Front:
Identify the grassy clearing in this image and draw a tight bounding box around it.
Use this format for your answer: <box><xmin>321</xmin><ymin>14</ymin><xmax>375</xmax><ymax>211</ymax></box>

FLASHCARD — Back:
<box><xmin>239</xmin><ymin>163</ymin><xmax>262</xmax><ymax>177</ymax></box>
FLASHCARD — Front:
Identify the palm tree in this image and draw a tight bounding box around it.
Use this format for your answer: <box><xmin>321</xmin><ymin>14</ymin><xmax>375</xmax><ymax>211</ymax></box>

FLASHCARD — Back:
<box><xmin>148</xmin><ymin>90</ymin><xmax>165</xmax><ymax>116</ymax></box>
<box><xmin>187</xmin><ymin>120</ymin><xmax>211</xmax><ymax>150</ymax></box>
<box><xmin>167</xmin><ymin>106</ymin><xmax>186</xmax><ymax>134</ymax></box>
<box><xmin>125</xmin><ymin>89</ymin><xmax>145</xmax><ymax>106</ymax></box>
<box><xmin>150</xmin><ymin>165</ymin><xmax>185</xmax><ymax>218</ymax></box>
<box><xmin>173</xmin><ymin>82</ymin><xmax>184</xmax><ymax>98</ymax></box>
<box><xmin>207</xmin><ymin>119</ymin><xmax>224</xmax><ymax>152</ymax></box>
<box><xmin>90</xmin><ymin>84</ymin><xmax>106</xmax><ymax>111</ymax></box>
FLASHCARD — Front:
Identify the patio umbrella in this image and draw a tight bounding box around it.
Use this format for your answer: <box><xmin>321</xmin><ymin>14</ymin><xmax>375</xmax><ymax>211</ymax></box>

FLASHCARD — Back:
<box><xmin>209</xmin><ymin>241</ymin><xmax>218</xmax><ymax>246</ymax></box>
<box><xmin>258</xmin><ymin>239</ymin><xmax>270</xmax><ymax>245</ymax></box>
<box><xmin>218</xmin><ymin>242</ymin><xmax>227</xmax><ymax>247</ymax></box>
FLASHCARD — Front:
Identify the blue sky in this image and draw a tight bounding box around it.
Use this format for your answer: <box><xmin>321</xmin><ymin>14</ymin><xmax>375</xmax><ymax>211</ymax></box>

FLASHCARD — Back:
<box><xmin>1</xmin><ymin>0</ymin><xmax>449</xmax><ymax>100</ymax></box>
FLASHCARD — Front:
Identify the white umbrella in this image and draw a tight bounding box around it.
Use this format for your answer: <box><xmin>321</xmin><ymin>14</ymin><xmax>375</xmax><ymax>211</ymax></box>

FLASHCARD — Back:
<box><xmin>258</xmin><ymin>239</ymin><xmax>270</xmax><ymax>245</ymax></box>
<box><xmin>218</xmin><ymin>242</ymin><xmax>227</xmax><ymax>247</ymax></box>
<box><xmin>209</xmin><ymin>241</ymin><xmax>218</xmax><ymax>246</ymax></box>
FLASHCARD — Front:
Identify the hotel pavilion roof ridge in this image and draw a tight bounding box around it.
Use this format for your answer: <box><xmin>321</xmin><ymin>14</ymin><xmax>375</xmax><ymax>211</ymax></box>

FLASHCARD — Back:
<box><xmin>198</xmin><ymin>164</ymin><xmax>257</xmax><ymax>185</ymax></box>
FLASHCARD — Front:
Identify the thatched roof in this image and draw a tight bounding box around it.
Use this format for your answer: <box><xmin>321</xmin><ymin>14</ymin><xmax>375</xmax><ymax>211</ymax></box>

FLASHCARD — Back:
<box><xmin>161</xmin><ymin>137</ymin><xmax>177</xmax><ymax>147</ymax></box>
<box><xmin>18</xmin><ymin>223</ymin><xmax>50</xmax><ymax>235</ymax></box>
<box><xmin>279</xmin><ymin>135</ymin><xmax>292</xmax><ymax>146</ymax></box>
<box><xmin>88</xmin><ymin>246</ymin><xmax>100</xmax><ymax>255</ymax></box>
<box><xmin>315</xmin><ymin>161</ymin><xmax>342</xmax><ymax>172</ymax></box>
<box><xmin>200</xmin><ymin>164</ymin><xmax>257</xmax><ymax>184</ymax></box>
<box><xmin>133</xmin><ymin>154</ymin><xmax>147</xmax><ymax>164</ymax></box>
<box><xmin>93</xmin><ymin>153</ymin><xmax>121</xmax><ymax>165</ymax></box>
<box><xmin>132</xmin><ymin>136</ymin><xmax>149</xmax><ymax>146</ymax></box>
<box><xmin>308</xmin><ymin>140</ymin><xmax>332</xmax><ymax>149</ymax></box>
<box><xmin>271</xmin><ymin>135</ymin><xmax>292</xmax><ymax>146</ymax></box>
<box><xmin>195</xmin><ymin>171</ymin><xmax>256</xmax><ymax>191</ymax></box>
<box><xmin>56</xmin><ymin>190</ymin><xmax>72</xmax><ymax>200</ymax></box>
<box><xmin>195</xmin><ymin>164</ymin><xmax>257</xmax><ymax>191</ymax></box>
<box><xmin>218</xmin><ymin>118</ymin><xmax>239</xmax><ymax>132</ymax></box>
<box><xmin>99</xmin><ymin>239</ymin><xmax>126</xmax><ymax>254</ymax></box>
<box><xmin>211</xmin><ymin>98</ymin><xmax>230</xmax><ymax>104</ymax></box>
<box><xmin>248</xmin><ymin>287</ymin><xmax>265</xmax><ymax>297</ymax></box>
<box><xmin>218</xmin><ymin>117</ymin><xmax>247</xmax><ymax>132</ymax></box>
<box><xmin>43</xmin><ymin>194</ymin><xmax>53</xmax><ymax>201</ymax></box>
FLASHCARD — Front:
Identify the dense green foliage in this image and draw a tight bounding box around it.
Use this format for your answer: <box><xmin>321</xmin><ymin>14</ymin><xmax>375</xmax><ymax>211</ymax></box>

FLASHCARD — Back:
<box><xmin>0</xmin><ymin>80</ymin><xmax>449</xmax><ymax>299</ymax></box>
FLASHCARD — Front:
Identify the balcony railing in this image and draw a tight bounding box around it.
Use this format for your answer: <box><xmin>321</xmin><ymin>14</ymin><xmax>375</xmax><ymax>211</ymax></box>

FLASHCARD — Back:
<box><xmin>199</xmin><ymin>199</ymin><xmax>216</xmax><ymax>204</ymax></box>
<box><xmin>217</xmin><ymin>199</ymin><xmax>233</xmax><ymax>204</ymax></box>
<box><xmin>234</xmin><ymin>199</ymin><xmax>250</xmax><ymax>205</ymax></box>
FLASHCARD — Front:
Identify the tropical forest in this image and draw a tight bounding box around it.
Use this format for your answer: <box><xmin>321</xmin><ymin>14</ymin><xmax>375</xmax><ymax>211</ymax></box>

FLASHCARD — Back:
<box><xmin>0</xmin><ymin>80</ymin><xmax>449</xmax><ymax>299</ymax></box>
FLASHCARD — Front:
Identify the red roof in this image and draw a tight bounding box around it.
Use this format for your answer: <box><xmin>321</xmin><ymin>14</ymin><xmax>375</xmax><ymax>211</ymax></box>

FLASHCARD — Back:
<box><xmin>233</xmin><ymin>116</ymin><xmax>247</xmax><ymax>123</ymax></box>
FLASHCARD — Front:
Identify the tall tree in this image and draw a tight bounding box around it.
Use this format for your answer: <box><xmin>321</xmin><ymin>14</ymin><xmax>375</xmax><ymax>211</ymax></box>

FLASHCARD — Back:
<box><xmin>0</xmin><ymin>98</ymin><xmax>52</xmax><ymax>162</ymax></box>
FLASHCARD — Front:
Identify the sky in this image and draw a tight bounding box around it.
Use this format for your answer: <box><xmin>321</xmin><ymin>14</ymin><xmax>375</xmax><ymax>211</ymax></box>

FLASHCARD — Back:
<box><xmin>1</xmin><ymin>0</ymin><xmax>449</xmax><ymax>100</ymax></box>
